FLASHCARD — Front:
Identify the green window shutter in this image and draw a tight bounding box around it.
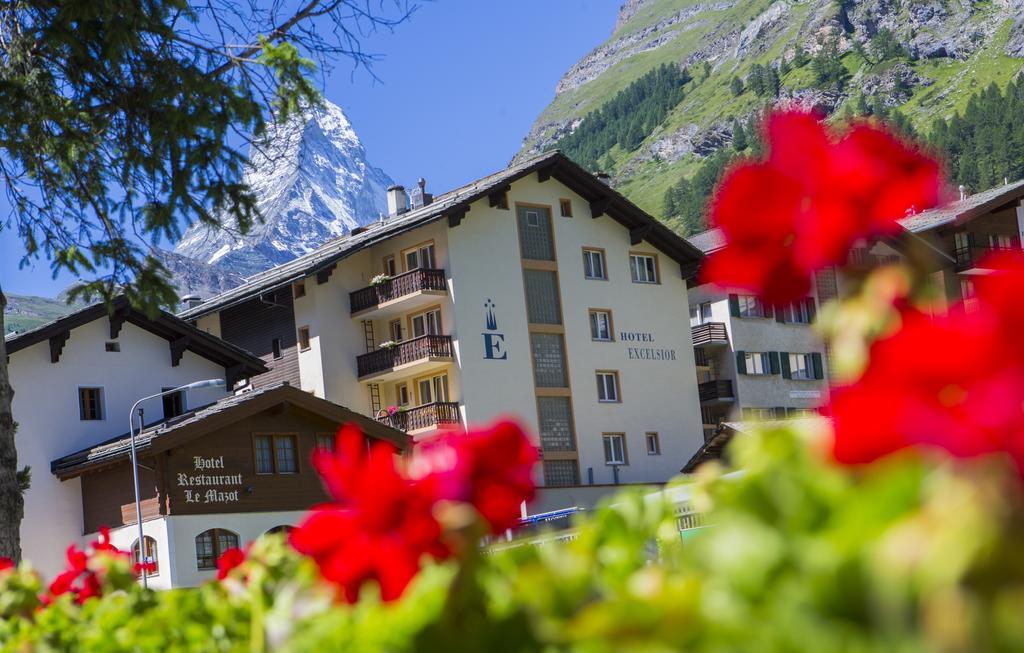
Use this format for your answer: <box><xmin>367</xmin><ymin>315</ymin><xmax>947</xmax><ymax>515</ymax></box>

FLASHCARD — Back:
<box><xmin>768</xmin><ymin>351</ymin><xmax>780</xmax><ymax>375</ymax></box>
<box><xmin>780</xmin><ymin>352</ymin><xmax>791</xmax><ymax>379</ymax></box>
<box><xmin>805</xmin><ymin>297</ymin><xmax>817</xmax><ymax>323</ymax></box>
<box><xmin>728</xmin><ymin>294</ymin><xmax>740</xmax><ymax>317</ymax></box>
<box><xmin>736</xmin><ymin>350</ymin><xmax>747</xmax><ymax>375</ymax></box>
<box><xmin>812</xmin><ymin>353</ymin><xmax>824</xmax><ymax>380</ymax></box>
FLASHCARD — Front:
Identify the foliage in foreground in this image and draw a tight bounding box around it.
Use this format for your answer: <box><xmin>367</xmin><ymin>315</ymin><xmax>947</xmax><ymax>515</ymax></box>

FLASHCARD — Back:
<box><xmin>2</xmin><ymin>422</ymin><xmax>1024</xmax><ymax>652</ymax></box>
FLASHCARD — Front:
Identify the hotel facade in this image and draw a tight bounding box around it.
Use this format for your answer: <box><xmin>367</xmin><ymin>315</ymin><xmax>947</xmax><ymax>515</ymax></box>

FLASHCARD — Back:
<box><xmin>682</xmin><ymin>179</ymin><xmax>1024</xmax><ymax>464</ymax></box>
<box><xmin>181</xmin><ymin>152</ymin><xmax>707</xmax><ymax>511</ymax></box>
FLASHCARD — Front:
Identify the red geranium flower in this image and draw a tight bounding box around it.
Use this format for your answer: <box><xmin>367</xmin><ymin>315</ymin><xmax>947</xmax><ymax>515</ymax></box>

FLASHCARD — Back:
<box><xmin>290</xmin><ymin>425</ymin><xmax>448</xmax><ymax>603</ymax></box>
<box><xmin>0</xmin><ymin>557</ymin><xmax>14</xmax><ymax>572</ymax></box>
<box><xmin>45</xmin><ymin>527</ymin><xmax>132</xmax><ymax>605</ymax></box>
<box><xmin>412</xmin><ymin>420</ymin><xmax>537</xmax><ymax>533</ymax></box>
<box><xmin>216</xmin><ymin>547</ymin><xmax>246</xmax><ymax>580</ymax></box>
<box><xmin>831</xmin><ymin>252</ymin><xmax>1024</xmax><ymax>469</ymax></box>
<box><xmin>704</xmin><ymin>111</ymin><xmax>945</xmax><ymax>304</ymax></box>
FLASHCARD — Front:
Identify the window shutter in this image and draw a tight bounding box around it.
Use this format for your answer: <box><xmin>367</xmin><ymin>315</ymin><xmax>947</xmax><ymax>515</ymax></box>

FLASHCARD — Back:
<box><xmin>763</xmin><ymin>303</ymin><xmax>774</xmax><ymax>320</ymax></box>
<box><xmin>812</xmin><ymin>353</ymin><xmax>824</xmax><ymax>380</ymax></box>
<box><xmin>768</xmin><ymin>351</ymin><xmax>781</xmax><ymax>375</ymax></box>
<box><xmin>773</xmin><ymin>407</ymin><xmax>786</xmax><ymax>420</ymax></box>
<box><xmin>736</xmin><ymin>351</ymin><xmax>747</xmax><ymax>375</ymax></box>
<box><xmin>805</xmin><ymin>297</ymin><xmax>817</xmax><ymax>323</ymax></box>
<box><xmin>728</xmin><ymin>294</ymin><xmax>740</xmax><ymax>317</ymax></box>
<box><xmin>780</xmin><ymin>352</ymin><xmax>791</xmax><ymax>379</ymax></box>
<box><xmin>775</xmin><ymin>305</ymin><xmax>786</xmax><ymax>323</ymax></box>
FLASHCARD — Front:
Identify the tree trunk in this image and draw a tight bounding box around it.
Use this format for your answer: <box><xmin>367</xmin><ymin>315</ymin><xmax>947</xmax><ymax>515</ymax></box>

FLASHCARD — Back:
<box><xmin>0</xmin><ymin>287</ymin><xmax>23</xmax><ymax>562</ymax></box>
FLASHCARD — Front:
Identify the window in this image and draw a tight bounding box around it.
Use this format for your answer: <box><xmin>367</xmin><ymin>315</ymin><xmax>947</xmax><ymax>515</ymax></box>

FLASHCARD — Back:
<box><xmin>596</xmin><ymin>371</ymin><xmax>620</xmax><ymax>403</ymax></box>
<box><xmin>543</xmin><ymin>459</ymin><xmax>579</xmax><ymax>487</ymax></box>
<box><xmin>743</xmin><ymin>407</ymin><xmax>778</xmax><ymax>420</ymax></box>
<box><xmin>780</xmin><ymin>298</ymin><xmax>814</xmax><ymax>324</ymax></box>
<box><xmin>743</xmin><ymin>352</ymin><xmax>770</xmax><ymax>375</ymax></box>
<box><xmin>315</xmin><ymin>434</ymin><xmax>334</xmax><ymax>452</ymax></box>
<box><xmin>517</xmin><ymin>207</ymin><xmax>554</xmax><ymax>260</ymax></box>
<box><xmin>537</xmin><ymin>396</ymin><xmax>577</xmax><ymax>452</ymax></box>
<box><xmin>531</xmin><ymin>333</ymin><xmax>568</xmax><ymax>387</ymax></box>
<box><xmin>589</xmin><ymin>309</ymin><xmax>613</xmax><ymax>341</ymax></box>
<box><xmin>603</xmin><ymin>433</ymin><xmax>627</xmax><ymax>465</ymax></box>
<box><xmin>389</xmin><ymin>319</ymin><xmax>403</xmax><ymax>343</ymax></box>
<box><xmin>161</xmin><ymin>388</ymin><xmax>185</xmax><ymax>419</ymax></box>
<box><xmin>195</xmin><ymin>529</ymin><xmax>239</xmax><ymax>571</ymax></box>
<box><xmin>789</xmin><ymin>353</ymin><xmax>814</xmax><ymax>380</ymax></box>
<box><xmin>78</xmin><ymin>387</ymin><xmax>104</xmax><ymax>420</ymax></box>
<box><xmin>253</xmin><ymin>434</ymin><xmax>298</xmax><ymax>474</ymax></box>
<box><xmin>645</xmin><ymin>432</ymin><xmax>661</xmax><ymax>455</ymax></box>
<box><xmin>410</xmin><ymin>308</ymin><xmax>442</xmax><ymax>338</ymax></box>
<box><xmin>689</xmin><ymin>302</ymin><xmax>713</xmax><ymax>326</ymax></box>
<box><xmin>383</xmin><ymin>255</ymin><xmax>397</xmax><ymax>277</ymax></box>
<box><xmin>418</xmin><ymin>373</ymin><xmax>449</xmax><ymax>405</ymax></box>
<box><xmin>582</xmin><ymin>248</ymin><xmax>606</xmax><ymax>280</ymax></box>
<box><xmin>293</xmin><ymin>281</ymin><xmax>306</xmax><ymax>299</ymax></box>
<box><xmin>132</xmin><ymin>536</ymin><xmax>159</xmax><ymax>577</ymax></box>
<box><xmin>297</xmin><ymin>326</ymin><xmax>311</xmax><ymax>351</ymax></box>
<box><xmin>524</xmin><ymin>269</ymin><xmax>562</xmax><ymax>325</ymax></box>
<box><xmin>404</xmin><ymin>243</ymin><xmax>436</xmax><ymax>271</ymax></box>
<box><xmin>105</xmin><ymin>341</ymin><xmax>120</xmax><ymax>352</ymax></box>
<box><xmin>271</xmin><ymin>337</ymin><xmax>283</xmax><ymax>360</ymax></box>
<box><xmin>396</xmin><ymin>383</ymin><xmax>410</xmax><ymax>406</ymax></box>
<box><xmin>559</xmin><ymin>198</ymin><xmax>573</xmax><ymax>217</ymax></box>
<box><xmin>736</xmin><ymin>294</ymin><xmax>766</xmax><ymax>318</ymax></box>
<box><xmin>629</xmin><ymin>253</ymin><xmax>658</xmax><ymax>284</ymax></box>
<box><xmin>990</xmin><ymin>234</ymin><xmax>1013</xmax><ymax>250</ymax></box>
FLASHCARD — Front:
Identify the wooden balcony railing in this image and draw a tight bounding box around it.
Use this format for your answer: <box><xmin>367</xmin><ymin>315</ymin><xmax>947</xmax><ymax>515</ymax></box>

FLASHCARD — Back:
<box><xmin>349</xmin><ymin>268</ymin><xmax>447</xmax><ymax>314</ymax></box>
<box><xmin>378</xmin><ymin>402</ymin><xmax>460</xmax><ymax>432</ymax></box>
<box><xmin>357</xmin><ymin>334</ymin><xmax>454</xmax><ymax>378</ymax></box>
<box><xmin>691</xmin><ymin>322</ymin><xmax>728</xmax><ymax>347</ymax></box>
<box><xmin>698</xmin><ymin>379</ymin><xmax>734</xmax><ymax>403</ymax></box>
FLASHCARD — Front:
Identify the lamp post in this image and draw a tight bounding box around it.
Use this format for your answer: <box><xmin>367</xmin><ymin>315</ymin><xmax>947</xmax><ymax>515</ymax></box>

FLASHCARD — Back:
<box><xmin>128</xmin><ymin>378</ymin><xmax>226</xmax><ymax>588</ymax></box>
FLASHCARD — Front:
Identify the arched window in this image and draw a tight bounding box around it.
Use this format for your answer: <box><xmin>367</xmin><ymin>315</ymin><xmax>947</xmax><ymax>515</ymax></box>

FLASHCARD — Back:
<box><xmin>265</xmin><ymin>525</ymin><xmax>293</xmax><ymax>536</ymax></box>
<box><xmin>132</xmin><ymin>536</ymin><xmax>159</xmax><ymax>576</ymax></box>
<box><xmin>195</xmin><ymin>528</ymin><xmax>240</xmax><ymax>570</ymax></box>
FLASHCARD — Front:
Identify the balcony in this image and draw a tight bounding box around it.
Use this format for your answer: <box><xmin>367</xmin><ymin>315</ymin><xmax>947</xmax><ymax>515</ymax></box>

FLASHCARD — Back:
<box><xmin>378</xmin><ymin>402</ymin><xmax>461</xmax><ymax>434</ymax></box>
<box><xmin>691</xmin><ymin>322</ymin><xmax>728</xmax><ymax>348</ymax></box>
<box><xmin>698</xmin><ymin>379</ymin><xmax>734</xmax><ymax>404</ymax></box>
<box><xmin>357</xmin><ymin>334</ymin><xmax>454</xmax><ymax>381</ymax></box>
<box><xmin>954</xmin><ymin>245</ymin><xmax>1015</xmax><ymax>274</ymax></box>
<box><xmin>350</xmin><ymin>268</ymin><xmax>448</xmax><ymax>318</ymax></box>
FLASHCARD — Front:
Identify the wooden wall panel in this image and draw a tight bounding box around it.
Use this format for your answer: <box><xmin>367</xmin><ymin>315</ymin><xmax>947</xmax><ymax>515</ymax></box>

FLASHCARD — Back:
<box><xmin>81</xmin><ymin>464</ymin><xmax>159</xmax><ymax>534</ymax></box>
<box><xmin>219</xmin><ymin>290</ymin><xmax>300</xmax><ymax>389</ymax></box>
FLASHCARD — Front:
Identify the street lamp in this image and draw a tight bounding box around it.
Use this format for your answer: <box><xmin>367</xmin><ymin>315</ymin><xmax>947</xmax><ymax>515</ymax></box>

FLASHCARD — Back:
<box><xmin>128</xmin><ymin>378</ymin><xmax>226</xmax><ymax>588</ymax></box>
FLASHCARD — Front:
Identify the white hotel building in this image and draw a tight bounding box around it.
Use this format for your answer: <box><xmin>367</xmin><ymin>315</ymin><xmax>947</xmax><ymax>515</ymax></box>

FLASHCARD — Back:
<box><xmin>180</xmin><ymin>151</ymin><xmax>707</xmax><ymax>510</ymax></box>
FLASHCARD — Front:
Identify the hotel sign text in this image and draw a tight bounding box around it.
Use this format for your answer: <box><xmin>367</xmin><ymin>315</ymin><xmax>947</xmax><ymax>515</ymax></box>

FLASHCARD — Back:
<box><xmin>178</xmin><ymin>455</ymin><xmax>242</xmax><ymax>504</ymax></box>
<box><xmin>620</xmin><ymin>331</ymin><xmax>677</xmax><ymax>362</ymax></box>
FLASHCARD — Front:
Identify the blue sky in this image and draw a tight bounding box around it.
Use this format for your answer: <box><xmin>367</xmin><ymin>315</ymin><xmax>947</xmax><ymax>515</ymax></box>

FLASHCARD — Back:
<box><xmin>0</xmin><ymin>0</ymin><xmax>621</xmax><ymax>297</ymax></box>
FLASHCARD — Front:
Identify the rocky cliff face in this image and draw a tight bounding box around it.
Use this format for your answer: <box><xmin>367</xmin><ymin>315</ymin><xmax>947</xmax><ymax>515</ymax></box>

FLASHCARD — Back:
<box><xmin>518</xmin><ymin>0</ymin><xmax>1024</xmax><ymax>215</ymax></box>
<box><xmin>172</xmin><ymin>100</ymin><xmax>393</xmax><ymax>280</ymax></box>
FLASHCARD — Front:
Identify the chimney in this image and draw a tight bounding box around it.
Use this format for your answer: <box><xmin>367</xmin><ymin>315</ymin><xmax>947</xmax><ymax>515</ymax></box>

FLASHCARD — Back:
<box><xmin>959</xmin><ymin>185</ymin><xmax>967</xmax><ymax>201</ymax></box>
<box><xmin>595</xmin><ymin>172</ymin><xmax>612</xmax><ymax>186</ymax></box>
<box><xmin>180</xmin><ymin>294</ymin><xmax>203</xmax><ymax>311</ymax></box>
<box><xmin>409</xmin><ymin>177</ymin><xmax>433</xmax><ymax>209</ymax></box>
<box><xmin>386</xmin><ymin>185</ymin><xmax>408</xmax><ymax>217</ymax></box>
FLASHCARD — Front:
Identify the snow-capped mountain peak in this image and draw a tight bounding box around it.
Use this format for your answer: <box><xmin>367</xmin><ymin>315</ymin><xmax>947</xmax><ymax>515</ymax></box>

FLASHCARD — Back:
<box><xmin>173</xmin><ymin>99</ymin><xmax>394</xmax><ymax>277</ymax></box>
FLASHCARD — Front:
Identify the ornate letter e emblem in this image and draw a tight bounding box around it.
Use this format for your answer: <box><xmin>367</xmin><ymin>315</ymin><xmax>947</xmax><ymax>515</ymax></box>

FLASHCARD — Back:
<box><xmin>482</xmin><ymin>299</ymin><xmax>507</xmax><ymax>360</ymax></box>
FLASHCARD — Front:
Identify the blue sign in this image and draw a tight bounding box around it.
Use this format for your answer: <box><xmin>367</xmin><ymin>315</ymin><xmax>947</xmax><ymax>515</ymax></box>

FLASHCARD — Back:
<box><xmin>482</xmin><ymin>299</ymin><xmax>507</xmax><ymax>360</ymax></box>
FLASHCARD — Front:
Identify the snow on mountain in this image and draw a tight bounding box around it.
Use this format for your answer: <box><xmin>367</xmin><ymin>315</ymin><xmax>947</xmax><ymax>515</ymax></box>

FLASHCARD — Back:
<box><xmin>173</xmin><ymin>99</ymin><xmax>394</xmax><ymax>278</ymax></box>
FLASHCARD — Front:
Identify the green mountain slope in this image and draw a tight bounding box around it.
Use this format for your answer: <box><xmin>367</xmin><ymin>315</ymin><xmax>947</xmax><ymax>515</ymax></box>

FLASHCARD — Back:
<box><xmin>518</xmin><ymin>0</ymin><xmax>1024</xmax><ymax>232</ymax></box>
<box><xmin>4</xmin><ymin>294</ymin><xmax>81</xmax><ymax>335</ymax></box>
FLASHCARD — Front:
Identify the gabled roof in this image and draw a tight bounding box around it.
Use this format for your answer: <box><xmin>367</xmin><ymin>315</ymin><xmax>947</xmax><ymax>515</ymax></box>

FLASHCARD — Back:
<box><xmin>686</xmin><ymin>227</ymin><xmax>727</xmax><ymax>255</ymax></box>
<box><xmin>5</xmin><ymin>296</ymin><xmax>266</xmax><ymax>377</ymax></box>
<box><xmin>51</xmin><ymin>383</ymin><xmax>409</xmax><ymax>479</ymax></box>
<box><xmin>179</xmin><ymin>150</ymin><xmax>704</xmax><ymax>319</ymax></box>
<box><xmin>899</xmin><ymin>179</ymin><xmax>1024</xmax><ymax>233</ymax></box>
